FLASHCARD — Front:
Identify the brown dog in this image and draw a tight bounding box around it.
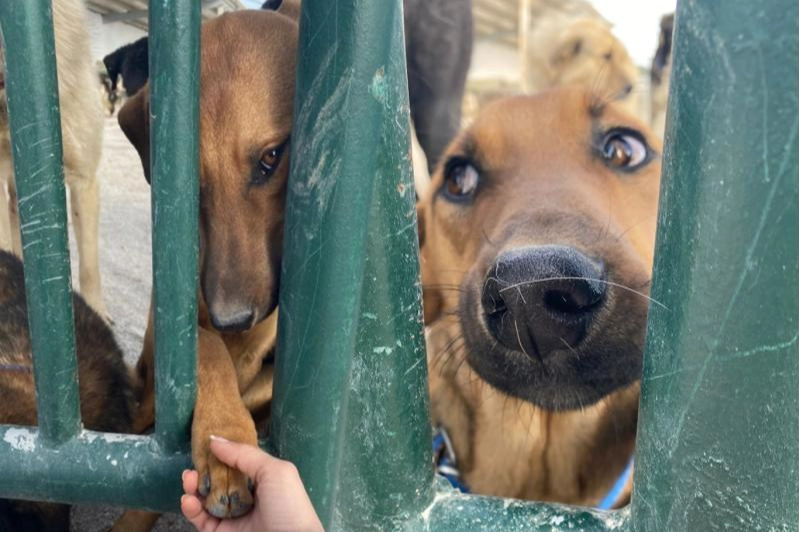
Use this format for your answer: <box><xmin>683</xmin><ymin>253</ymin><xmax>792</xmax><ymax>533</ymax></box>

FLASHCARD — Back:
<box><xmin>0</xmin><ymin>250</ymin><xmax>134</xmax><ymax>530</ymax></box>
<box><xmin>418</xmin><ymin>87</ymin><xmax>661</xmax><ymax>505</ymax></box>
<box><xmin>117</xmin><ymin>10</ymin><xmax>297</xmax><ymax>520</ymax></box>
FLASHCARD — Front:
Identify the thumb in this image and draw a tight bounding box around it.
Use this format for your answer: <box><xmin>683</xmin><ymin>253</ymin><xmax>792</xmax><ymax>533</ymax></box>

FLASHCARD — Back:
<box><xmin>208</xmin><ymin>435</ymin><xmax>281</xmax><ymax>482</ymax></box>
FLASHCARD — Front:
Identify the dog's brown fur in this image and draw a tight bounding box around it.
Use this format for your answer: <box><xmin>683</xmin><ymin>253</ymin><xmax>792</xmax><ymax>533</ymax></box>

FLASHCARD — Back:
<box><xmin>0</xmin><ymin>250</ymin><xmax>134</xmax><ymax>531</ymax></box>
<box><xmin>419</xmin><ymin>87</ymin><xmax>661</xmax><ymax>504</ymax></box>
<box><xmin>116</xmin><ymin>10</ymin><xmax>297</xmax><ymax>521</ymax></box>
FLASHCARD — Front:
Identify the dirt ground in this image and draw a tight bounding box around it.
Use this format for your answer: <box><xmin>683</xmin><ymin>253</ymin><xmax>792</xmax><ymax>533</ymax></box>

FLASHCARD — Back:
<box><xmin>66</xmin><ymin>117</ymin><xmax>192</xmax><ymax>531</ymax></box>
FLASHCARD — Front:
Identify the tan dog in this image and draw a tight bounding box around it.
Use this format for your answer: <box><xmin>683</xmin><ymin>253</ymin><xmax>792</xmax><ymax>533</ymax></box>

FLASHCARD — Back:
<box><xmin>419</xmin><ymin>87</ymin><xmax>661</xmax><ymax>505</ymax></box>
<box><xmin>0</xmin><ymin>0</ymin><xmax>109</xmax><ymax>322</ymax></box>
<box><xmin>117</xmin><ymin>9</ymin><xmax>297</xmax><ymax>521</ymax></box>
<box><xmin>523</xmin><ymin>1</ymin><xmax>640</xmax><ymax>116</ymax></box>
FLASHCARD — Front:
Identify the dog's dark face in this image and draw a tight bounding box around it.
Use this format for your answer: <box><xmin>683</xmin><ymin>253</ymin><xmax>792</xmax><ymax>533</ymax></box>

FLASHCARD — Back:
<box><xmin>419</xmin><ymin>88</ymin><xmax>661</xmax><ymax>411</ymax></box>
<box><xmin>119</xmin><ymin>11</ymin><xmax>297</xmax><ymax>332</ymax></box>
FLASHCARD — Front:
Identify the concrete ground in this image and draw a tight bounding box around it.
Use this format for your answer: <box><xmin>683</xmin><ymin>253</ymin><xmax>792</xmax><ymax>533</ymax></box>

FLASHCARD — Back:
<box><xmin>66</xmin><ymin>117</ymin><xmax>192</xmax><ymax>531</ymax></box>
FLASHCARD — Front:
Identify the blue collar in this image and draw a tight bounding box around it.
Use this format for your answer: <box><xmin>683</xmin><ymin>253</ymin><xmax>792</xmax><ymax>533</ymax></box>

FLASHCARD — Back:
<box><xmin>433</xmin><ymin>425</ymin><xmax>634</xmax><ymax>508</ymax></box>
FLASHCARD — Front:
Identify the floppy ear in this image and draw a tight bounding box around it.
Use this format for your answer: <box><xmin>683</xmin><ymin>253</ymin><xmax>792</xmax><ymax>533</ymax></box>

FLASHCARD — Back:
<box><xmin>102</xmin><ymin>52</ymin><xmax>121</xmax><ymax>91</ymax></box>
<box><xmin>550</xmin><ymin>33</ymin><xmax>583</xmax><ymax>67</ymax></box>
<box><xmin>118</xmin><ymin>85</ymin><xmax>151</xmax><ymax>184</ymax></box>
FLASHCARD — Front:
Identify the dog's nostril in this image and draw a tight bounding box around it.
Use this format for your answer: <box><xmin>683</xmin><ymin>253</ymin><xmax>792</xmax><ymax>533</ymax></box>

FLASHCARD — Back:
<box><xmin>480</xmin><ymin>246</ymin><xmax>608</xmax><ymax>358</ymax></box>
<box><xmin>544</xmin><ymin>284</ymin><xmax>604</xmax><ymax>315</ymax></box>
<box><xmin>545</xmin><ymin>290</ymin><xmax>582</xmax><ymax>314</ymax></box>
<box><xmin>484</xmin><ymin>294</ymin><xmax>507</xmax><ymax>317</ymax></box>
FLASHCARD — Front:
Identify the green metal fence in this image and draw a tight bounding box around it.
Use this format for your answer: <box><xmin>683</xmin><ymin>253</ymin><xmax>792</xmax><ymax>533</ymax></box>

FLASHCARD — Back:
<box><xmin>0</xmin><ymin>0</ymin><xmax>797</xmax><ymax>530</ymax></box>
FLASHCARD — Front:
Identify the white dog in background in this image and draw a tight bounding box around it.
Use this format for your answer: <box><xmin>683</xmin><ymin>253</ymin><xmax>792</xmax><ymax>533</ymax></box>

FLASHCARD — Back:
<box><xmin>0</xmin><ymin>0</ymin><xmax>108</xmax><ymax>321</ymax></box>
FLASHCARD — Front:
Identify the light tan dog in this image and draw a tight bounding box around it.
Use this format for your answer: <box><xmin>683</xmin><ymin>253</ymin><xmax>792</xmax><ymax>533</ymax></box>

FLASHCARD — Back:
<box><xmin>523</xmin><ymin>1</ymin><xmax>639</xmax><ymax>116</ymax></box>
<box><xmin>419</xmin><ymin>87</ymin><xmax>661</xmax><ymax>505</ymax></box>
<box><xmin>0</xmin><ymin>0</ymin><xmax>108</xmax><ymax>321</ymax></box>
<box><xmin>117</xmin><ymin>9</ymin><xmax>297</xmax><ymax>522</ymax></box>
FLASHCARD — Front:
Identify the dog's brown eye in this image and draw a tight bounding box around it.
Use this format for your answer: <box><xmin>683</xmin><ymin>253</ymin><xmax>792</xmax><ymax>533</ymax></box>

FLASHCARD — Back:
<box><xmin>602</xmin><ymin>131</ymin><xmax>649</xmax><ymax>170</ymax></box>
<box><xmin>253</xmin><ymin>142</ymin><xmax>287</xmax><ymax>186</ymax></box>
<box><xmin>443</xmin><ymin>162</ymin><xmax>479</xmax><ymax>201</ymax></box>
<box><xmin>259</xmin><ymin>148</ymin><xmax>280</xmax><ymax>174</ymax></box>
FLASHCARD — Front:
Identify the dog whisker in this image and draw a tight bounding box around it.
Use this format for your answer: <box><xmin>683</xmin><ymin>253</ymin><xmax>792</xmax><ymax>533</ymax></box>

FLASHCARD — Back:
<box><xmin>559</xmin><ymin>336</ymin><xmax>579</xmax><ymax>357</ymax></box>
<box><xmin>498</xmin><ymin>276</ymin><xmax>668</xmax><ymax>310</ymax></box>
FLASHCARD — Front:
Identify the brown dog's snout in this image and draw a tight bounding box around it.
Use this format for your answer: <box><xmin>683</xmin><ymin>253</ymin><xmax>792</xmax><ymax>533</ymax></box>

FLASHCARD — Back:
<box><xmin>482</xmin><ymin>245</ymin><xmax>606</xmax><ymax>359</ymax></box>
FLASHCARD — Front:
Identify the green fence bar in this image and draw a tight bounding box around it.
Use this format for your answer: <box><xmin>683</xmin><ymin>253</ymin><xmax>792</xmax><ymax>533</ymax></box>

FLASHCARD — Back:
<box><xmin>631</xmin><ymin>0</ymin><xmax>799</xmax><ymax>530</ymax></box>
<box><xmin>0</xmin><ymin>430</ymin><xmax>189</xmax><ymax>511</ymax></box>
<box><xmin>149</xmin><ymin>0</ymin><xmax>201</xmax><ymax>452</ymax></box>
<box><xmin>268</xmin><ymin>0</ymin><xmax>434</xmax><ymax>529</ymax></box>
<box><xmin>0</xmin><ymin>0</ymin><xmax>80</xmax><ymax>446</ymax></box>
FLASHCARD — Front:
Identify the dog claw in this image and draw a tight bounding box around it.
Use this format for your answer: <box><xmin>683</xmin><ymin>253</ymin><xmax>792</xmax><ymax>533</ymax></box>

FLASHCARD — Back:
<box><xmin>229</xmin><ymin>491</ymin><xmax>253</xmax><ymax>518</ymax></box>
<box><xmin>199</xmin><ymin>473</ymin><xmax>210</xmax><ymax>497</ymax></box>
<box><xmin>207</xmin><ymin>492</ymin><xmax>252</xmax><ymax>519</ymax></box>
<box><xmin>247</xmin><ymin>477</ymin><xmax>254</xmax><ymax>492</ymax></box>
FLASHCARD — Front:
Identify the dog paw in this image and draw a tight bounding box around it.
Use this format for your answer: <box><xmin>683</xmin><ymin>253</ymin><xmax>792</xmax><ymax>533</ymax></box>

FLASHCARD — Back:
<box><xmin>193</xmin><ymin>431</ymin><xmax>257</xmax><ymax>518</ymax></box>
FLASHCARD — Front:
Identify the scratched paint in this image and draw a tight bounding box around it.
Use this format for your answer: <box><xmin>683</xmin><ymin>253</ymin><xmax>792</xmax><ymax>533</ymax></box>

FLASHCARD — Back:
<box><xmin>0</xmin><ymin>0</ymin><xmax>80</xmax><ymax>445</ymax></box>
<box><xmin>631</xmin><ymin>1</ymin><xmax>799</xmax><ymax>530</ymax></box>
<box><xmin>0</xmin><ymin>429</ymin><xmax>191</xmax><ymax>511</ymax></box>
<box><xmin>148</xmin><ymin>0</ymin><xmax>200</xmax><ymax>452</ymax></box>
<box><xmin>269</xmin><ymin>0</ymin><xmax>432</xmax><ymax>530</ymax></box>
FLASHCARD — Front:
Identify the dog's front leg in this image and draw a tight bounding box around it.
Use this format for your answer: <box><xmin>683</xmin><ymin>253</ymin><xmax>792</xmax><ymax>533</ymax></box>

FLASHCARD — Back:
<box><xmin>193</xmin><ymin>328</ymin><xmax>258</xmax><ymax>519</ymax></box>
<box><xmin>66</xmin><ymin>172</ymin><xmax>110</xmax><ymax>323</ymax></box>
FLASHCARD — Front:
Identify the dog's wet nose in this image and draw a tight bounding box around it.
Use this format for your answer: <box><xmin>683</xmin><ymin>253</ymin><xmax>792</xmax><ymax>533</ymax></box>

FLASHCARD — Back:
<box><xmin>209</xmin><ymin>307</ymin><xmax>255</xmax><ymax>332</ymax></box>
<box><xmin>481</xmin><ymin>245</ymin><xmax>606</xmax><ymax>359</ymax></box>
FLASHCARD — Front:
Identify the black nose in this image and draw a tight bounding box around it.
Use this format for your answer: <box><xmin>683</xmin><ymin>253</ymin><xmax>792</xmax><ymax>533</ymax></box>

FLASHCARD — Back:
<box><xmin>481</xmin><ymin>246</ymin><xmax>606</xmax><ymax>360</ymax></box>
<box><xmin>209</xmin><ymin>308</ymin><xmax>255</xmax><ymax>332</ymax></box>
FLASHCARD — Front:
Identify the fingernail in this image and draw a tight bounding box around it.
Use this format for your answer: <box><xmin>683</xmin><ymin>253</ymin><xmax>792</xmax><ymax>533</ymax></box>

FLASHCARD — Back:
<box><xmin>181</xmin><ymin>469</ymin><xmax>189</xmax><ymax>482</ymax></box>
<box><xmin>210</xmin><ymin>434</ymin><xmax>229</xmax><ymax>443</ymax></box>
<box><xmin>180</xmin><ymin>495</ymin><xmax>186</xmax><ymax>504</ymax></box>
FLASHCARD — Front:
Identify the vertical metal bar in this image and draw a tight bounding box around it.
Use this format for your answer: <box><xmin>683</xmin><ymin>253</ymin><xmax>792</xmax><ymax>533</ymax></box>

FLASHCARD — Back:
<box><xmin>269</xmin><ymin>0</ymin><xmax>434</xmax><ymax>529</ymax></box>
<box><xmin>631</xmin><ymin>0</ymin><xmax>799</xmax><ymax>530</ymax></box>
<box><xmin>0</xmin><ymin>0</ymin><xmax>80</xmax><ymax>445</ymax></box>
<box><xmin>149</xmin><ymin>0</ymin><xmax>201</xmax><ymax>452</ymax></box>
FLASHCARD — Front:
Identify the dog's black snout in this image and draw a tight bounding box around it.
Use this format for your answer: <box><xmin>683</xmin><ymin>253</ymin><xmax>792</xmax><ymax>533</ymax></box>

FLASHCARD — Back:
<box><xmin>209</xmin><ymin>308</ymin><xmax>255</xmax><ymax>332</ymax></box>
<box><xmin>481</xmin><ymin>245</ymin><xmax>606</xmax><ymax>360</ymax></box>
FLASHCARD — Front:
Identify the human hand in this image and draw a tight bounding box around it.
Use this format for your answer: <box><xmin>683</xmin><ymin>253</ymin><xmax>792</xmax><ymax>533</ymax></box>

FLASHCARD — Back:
<box><xmin>181</xmin><ymin>436</ymin><xmax>324</xmax><ymax>532</ymax></box>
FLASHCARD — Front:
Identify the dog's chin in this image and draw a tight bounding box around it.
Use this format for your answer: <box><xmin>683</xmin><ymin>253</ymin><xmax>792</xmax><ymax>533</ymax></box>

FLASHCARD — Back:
<box><xmin>459</xmin><ymin>316</ymin><xmax>642</xmax><ymax>412</ymax></box>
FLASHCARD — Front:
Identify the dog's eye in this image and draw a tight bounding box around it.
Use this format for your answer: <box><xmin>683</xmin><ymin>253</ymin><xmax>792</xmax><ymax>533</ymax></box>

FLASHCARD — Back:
<box><xmin>259</xmin><ymin>148</ymin><xmax>280</xmax><ymax>175</ymax></box>
<box><xmin>252</xmin><ymin>142</ymin><xmax>287</xmax><ymax>186</ymax></box>
<box><xmin>443</xmin><ymin>161</ymin><xmax>479</xmax><ymax>201</ymax></box>
<box><xmin>601</xmin><ymin>130</ymin><xmax>649</xmax><ymax>170</ymax></box>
